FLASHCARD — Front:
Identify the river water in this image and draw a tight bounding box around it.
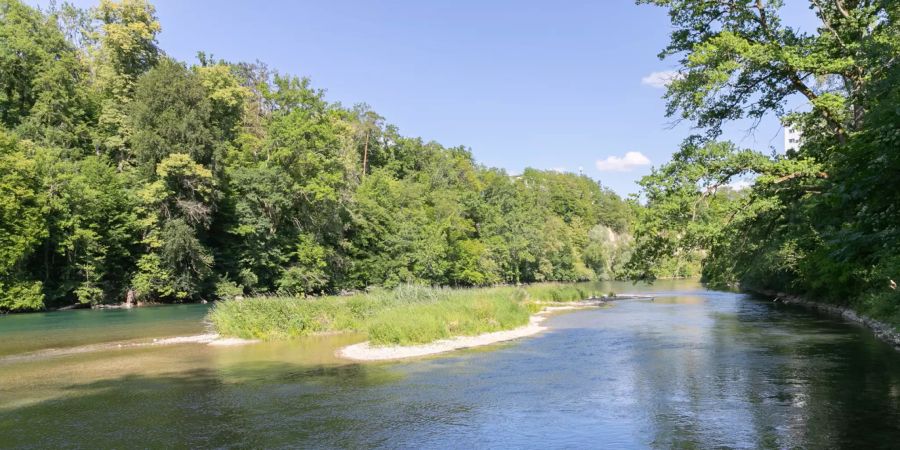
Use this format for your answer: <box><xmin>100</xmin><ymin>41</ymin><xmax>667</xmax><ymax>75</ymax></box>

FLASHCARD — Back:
<box><xmin>1</xmin><ymin>281</ymin><xmax>899</xmax><ymax>448</ymax></box>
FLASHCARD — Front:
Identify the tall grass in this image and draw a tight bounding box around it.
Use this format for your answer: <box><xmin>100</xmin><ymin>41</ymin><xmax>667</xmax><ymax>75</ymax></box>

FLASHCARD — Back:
<box><xmin>522</xmin><ymin>283</ymin><xmax>604</xmax><ymax>303</ymax></box>
<box><xmin>208</xmin><ymin>283</ymin><xmax>599</xmax><ymax>345</ymax></box>
<box><xmin>367</xmin><ymin>290</ymin><xmax>532</xmax><ymax>345</ymax></box>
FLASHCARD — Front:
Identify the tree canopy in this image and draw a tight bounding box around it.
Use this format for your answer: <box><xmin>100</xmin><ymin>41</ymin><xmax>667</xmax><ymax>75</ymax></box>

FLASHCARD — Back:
<box><xmin>631</xmin><ymin>0</ymin><xmax>900</xmax><ymax>324</ymax></box>
<box><xmin>0</xmin><ymin>0</ymin><xmax>634</xmax><ymax>311</ymax></box>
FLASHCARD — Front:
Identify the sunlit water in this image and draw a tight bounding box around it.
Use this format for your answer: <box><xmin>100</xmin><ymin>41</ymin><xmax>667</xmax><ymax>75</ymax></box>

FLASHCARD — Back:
<box><xmin>1</xmin><ymin>281</ymin><xmax>899</xmax><ymax>448</ymax></box>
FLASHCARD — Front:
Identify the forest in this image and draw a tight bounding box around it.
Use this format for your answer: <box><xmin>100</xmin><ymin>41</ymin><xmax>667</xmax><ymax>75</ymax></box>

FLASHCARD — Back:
<box><xmin>0</xmin><ymin>0</ymin><xmax>634</xmax><ymax>312</ymax></box>
<box><xmin>628</xmin><ymin>0</ymin><xmax>900</xmax><ymax>326</ymax></box>
<box><xmin>2</xmin><ymin>0</ymin><xmax>899</xmax><ymax>331</ymax></box>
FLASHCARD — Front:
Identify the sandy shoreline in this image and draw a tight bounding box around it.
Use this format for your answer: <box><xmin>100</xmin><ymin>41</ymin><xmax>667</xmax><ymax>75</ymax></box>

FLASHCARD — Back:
<box><xmin>150</xmin><ymin>334</ymin><xmax>259</xmax><ymax>347</ymax></box>
<box><xmin>0</xmin><ymin>333</ymin><xmax>259</xmax><ymax>365</ymax></box>
<box><xmin>337</xmin><ymin>301</ymin><xmax>604</xmax><ymax>362</ymax></box>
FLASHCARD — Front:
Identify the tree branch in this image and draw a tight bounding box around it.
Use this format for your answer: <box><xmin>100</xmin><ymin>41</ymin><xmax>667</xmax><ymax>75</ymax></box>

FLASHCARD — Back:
<box><xmin>786</xmin><ymin>73</ymin><xmax>848</xmax><ymax>143</ymax></box>
<box><xmin>774</xmin><ymin>171</ymin><xmax>828</xmax><ymax>184</ymax></box>
<box><xmin>811</xmin><ymin>0</ymin><xmax>849</xmax><ymax>50</ymax></box>
<box><xmin>834</xmin><ymin>0</ymin><xmax>851</xmax><ymax>19</ymax></box>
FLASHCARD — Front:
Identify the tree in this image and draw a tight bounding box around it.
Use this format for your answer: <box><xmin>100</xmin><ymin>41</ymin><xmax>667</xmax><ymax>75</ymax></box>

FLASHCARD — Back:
<box><xmin>641</xmin><ymin>0</ymin><xmax>897</xmax><ymax>143</ymax></box>
<box><xmin>132</xmin><ymin>153</ymin><xmax>217</xmax><ymax>300</ymax></box>
<box><xmin>221</xmin><ymin>164</ymin><xmax>296</xmax><ymax>292</ymax></box>
<box><xmin>90</xmin><ymin>0</ymin><xmax>160</xmax><ymax>160</ymax></box>
<box><xmin>40</xmin><ymin>155</ymin><xmax>139</xmax><ymax>305</ymax></box>
<box><xmin>0</xmin><ymin>0</ymin><xmax>640</xmax><ymax>309</ymax></box>
<box><xmin>0</xmin><ymin>129</ymin><xmax>47</xmax><ymax>311</ymax></box>
<box><xmin>130</xmin><ymin>58</ymin><xmax>219</xmax><ymax>171</ymax></box>
<box><xmin>625</xmin><ymin>141</ymin><xmax>771</xmax><ymax>281</ymax></box>
<box><xmin>634</xmin><ymin>0</ymin><xmax>900</xmax><ymax>320</ymax></box>
<box><xmin>0</xmin><ymin>0</ymin><xmax>95</xmax><ymax>149</ymax></box>
<box><xmin>351</xmin><ymin>104</ymin><xmax>384</xmax><ymax>178</ymax></box>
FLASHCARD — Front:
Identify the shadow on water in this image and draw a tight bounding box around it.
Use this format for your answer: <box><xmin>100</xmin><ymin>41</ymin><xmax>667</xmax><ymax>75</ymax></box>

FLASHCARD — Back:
<box><xmin>696</xmin><ymin>296</ymin><xmax>900</xmax><ymax>449</ymax></box>
<box><xmin>0</xmin><ymin>361</ymin><xmax>411</xmax><ymax>449</ymax></box>
<box><xmin>552</xmin><ymin>291</ymin><xmax>900</xmax><ymax>449</ymax></box>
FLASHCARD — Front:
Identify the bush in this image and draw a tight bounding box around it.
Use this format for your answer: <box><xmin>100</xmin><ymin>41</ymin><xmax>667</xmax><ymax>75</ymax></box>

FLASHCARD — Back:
<box><xmin>215</xmin><ymin>278</ymin><xmax>244</xmax><ymax>300</ymax></box>
<box><xmin>0</xmin><ymin>280</ymin><xmax>45</xmax><ymax>312</ymax></box>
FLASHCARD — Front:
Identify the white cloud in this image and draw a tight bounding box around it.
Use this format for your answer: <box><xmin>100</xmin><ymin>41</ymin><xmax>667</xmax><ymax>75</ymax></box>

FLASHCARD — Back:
<box><xmin>641</xmin><ymin>70</ymin><xmax>680</xmax><ymax>89</ymax></box>
<box><xmin>596</xmin><ymin>152</ymin><xmax>651</xmax><ymax>172</ymax></box>
<box><xmin>728</xmin><ymin>179</ymin><xmax>754</xmax><ymax>191</ymax></box>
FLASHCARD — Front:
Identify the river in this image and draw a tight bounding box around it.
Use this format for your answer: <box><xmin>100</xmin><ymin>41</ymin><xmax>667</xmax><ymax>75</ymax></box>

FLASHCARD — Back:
<box><xmin>1</xmin><ymin>280</ymin><xmax>899</xmax><ymax>448</ymax></box>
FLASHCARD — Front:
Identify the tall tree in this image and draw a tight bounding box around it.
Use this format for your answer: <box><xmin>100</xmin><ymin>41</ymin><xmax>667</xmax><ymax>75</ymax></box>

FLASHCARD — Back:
<box><xmin>634</xmin><ymin>0</ymin><xmax>900</xmax><ymax>317</ymax></box>
<box><xmin>90</xmin><ymin>0</ymin><xmax>160</xmax><ymax>160</ymax></box>
<box><xmin>641</xmin><ymin>0</ymin><xmax>898</xmax><ymax>143</ymax></box>
<box><xmin>0</xmin><ymin>129</ymin><xmax>47</xmax><ymax>311</ymax></box>
<box><xmin>0</xmin><ymin>0</ymin><xmax>95</xmax><ymax>149</ymax></box>
<box><xmin>130</xmin><ymin>58</ymin><xmax>218</xmax><ymax>171</ymax></box>
<box><xmin>132</xmin><ymin>153</ymin><xmax>217</xmax><ymax>300</ymax></box>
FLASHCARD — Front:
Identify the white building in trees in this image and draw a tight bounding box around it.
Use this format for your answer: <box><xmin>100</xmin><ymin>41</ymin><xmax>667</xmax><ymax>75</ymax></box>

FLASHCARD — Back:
<box><xmin>784</xmin><ymin>125</ymin><xmax>803</xmax><ymax>152</ymax></box>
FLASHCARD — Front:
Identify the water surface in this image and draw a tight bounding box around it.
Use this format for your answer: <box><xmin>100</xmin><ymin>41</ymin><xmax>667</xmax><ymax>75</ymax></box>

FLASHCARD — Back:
<box><xmin>2</xmin><ymin>281</ymin><xmax>899</xmax><ymax>448</ymax></box>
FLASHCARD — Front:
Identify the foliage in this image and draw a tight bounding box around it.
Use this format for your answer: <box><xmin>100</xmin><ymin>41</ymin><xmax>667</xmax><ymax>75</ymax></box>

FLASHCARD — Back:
<box><xmin>0</xmin><ymin>0</ymin><xmax>634</xmax><ymax>311</ymax></box>
<box><xmin>41</xmin><ymin>155</ymin><xmax>138</xmax><ymax>305</ymax></box>
<box><xmin>130</xmin><ymin>58</ymin><xmax>220</xmax><ymax>170</ymax></box>
<box><xmin>0</xmin><ymin>130</ymin><xmax>47</xmax><ymax>311</ymax></box>
<box><xmin>90</xmin><ymin>0</ymin><xmax>160</xmax><ymax>159</ymax></box>
<box><xmin>366</xmin><ymin>295</ymin><xmax>531</xmax><ymax>345</ymax></box>
<box><xmin>208</xmin><ymin>283</ymin><xmax>604</xmax><ymax>343</ymax></box>
<box><xmin>0</xmin><ymin>0</ymin><xmax>95</xmax><ymax>148</ymax></box>
<box><xmin>635</xmin><ymin>0</ymin><xmax>900</xmax><ymax>327</ymax></box>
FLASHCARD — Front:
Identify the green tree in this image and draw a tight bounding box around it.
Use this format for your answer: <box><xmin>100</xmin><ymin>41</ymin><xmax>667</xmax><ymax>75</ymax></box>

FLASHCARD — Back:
<box><xmin>0</xmin><ymin>0</ymin><xmax>642</xmax><ymax>310</ymax></box>
<box><xmin>635</xmin><ymin>0</ymin><xmax>900</xmax><ymax>323</ymax></box>
<box><xmin>40</xmin><ymin>155</ymin><xmax>139</xmax><ymax>305</ymax></box>
<box><xmin>130</xmin><ymin>58</ymin><xmax>219</xmax><ymax>171</ymax></box>
<box><xmin>91</xmin><ymin>0</ymin><xmax>160</xmax><ymax>160</ymax></box>
<box><xmin>640</xmin><ymin>0</ymin><xmax>897</xmax><ymax>142</ymax></box>
<box><xmin>0</xmin><ymin>0</ymin><xmax>95</xmax><ymax>149</ymax></box>
<box><xmin>132</xmin><ymin>153</ymin><xmax>217</xmax><ymax>300</ymax></box>
<box><xmin>0</xmin><ymin>130</ymin><xmax>47</xmax><ymax>311</ymax></box>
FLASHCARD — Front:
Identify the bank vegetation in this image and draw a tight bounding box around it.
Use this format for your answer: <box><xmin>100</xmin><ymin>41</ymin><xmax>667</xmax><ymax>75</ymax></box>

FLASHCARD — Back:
<box><xmin>209</xmin><ymin>283</ymin><xmax>603</xmax><ymax>345</ymax></box>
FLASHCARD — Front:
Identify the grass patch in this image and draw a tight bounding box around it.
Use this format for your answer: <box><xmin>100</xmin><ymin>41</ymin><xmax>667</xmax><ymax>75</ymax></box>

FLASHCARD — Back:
<box><xmin>208</xmin><ymin>283</ymin><xmax>604</xmax><ymax>344</ymax></box>
<box><xmin>522</xmin><ymin>283</ymin><xmax>603</xmax><ymax>303</ymax></box>
<box><xmin>367</xmin><ymin>291</ymin><xmax>531</xmax><ymax>345</ymax></box>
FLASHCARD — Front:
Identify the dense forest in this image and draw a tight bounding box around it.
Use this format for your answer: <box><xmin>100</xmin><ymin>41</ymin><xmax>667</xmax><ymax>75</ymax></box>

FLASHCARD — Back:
<box><xmin>0</xmin><ymin>0</ymin><xmax>635</xmax><ymax>311</ymax></box>
<box><xmin>3</xmin><ymin>0</ymin><xmax>898</xmax><ymax>327</ymax></box>
<box><xmin>628</xmin><ymin>0</ymin><xmax>900</xmax><ymax>325</ymax></box>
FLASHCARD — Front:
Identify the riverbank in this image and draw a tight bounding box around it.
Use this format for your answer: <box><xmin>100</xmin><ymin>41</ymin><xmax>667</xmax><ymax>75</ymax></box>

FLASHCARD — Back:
<box><xmin>339</xmin><ymin>314</ymin><xmax>551</xmax><ymax>361</ymax></box>
<box><xmin>152</xmin><ymin>334</ymin><xmax>259</xmax><ymax>347</ymax></box>
<box><xmin>755</xmin><ymin>290</ymin><xmax>900</xmax><ymax>351</ymax></box>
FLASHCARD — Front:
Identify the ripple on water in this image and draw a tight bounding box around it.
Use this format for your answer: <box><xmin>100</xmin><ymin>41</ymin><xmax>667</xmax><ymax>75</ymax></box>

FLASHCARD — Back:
<box><xmin>1</xmin><ymin>281</ymin><xmax>899</xmax><ymax>448</ymax></box>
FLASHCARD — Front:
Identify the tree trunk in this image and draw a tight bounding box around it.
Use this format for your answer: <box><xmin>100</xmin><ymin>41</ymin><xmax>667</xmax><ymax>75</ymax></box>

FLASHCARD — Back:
<box><xmin>362</xmin><ymin>129</ymin><xmax>370</xmax><ymax>177</ymax></box>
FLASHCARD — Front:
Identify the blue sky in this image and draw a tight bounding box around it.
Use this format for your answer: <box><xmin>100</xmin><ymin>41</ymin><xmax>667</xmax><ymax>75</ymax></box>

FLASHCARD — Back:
<box><xmin>38</xmin><ymin>0</ymin><xmax>819</xmax><ymax>196</ymax></box>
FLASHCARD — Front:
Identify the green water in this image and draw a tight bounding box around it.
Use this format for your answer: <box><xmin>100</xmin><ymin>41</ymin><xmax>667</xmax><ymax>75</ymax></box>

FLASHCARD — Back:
<box><xmin>0</xmin><ymin>304</ymin><xmax>211</xmax><ymax>357</ymax></box>
<box><xmin>1</xmin><ymin>281</ymin><xmax>899</xmax><ymax>448</ymax></box>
